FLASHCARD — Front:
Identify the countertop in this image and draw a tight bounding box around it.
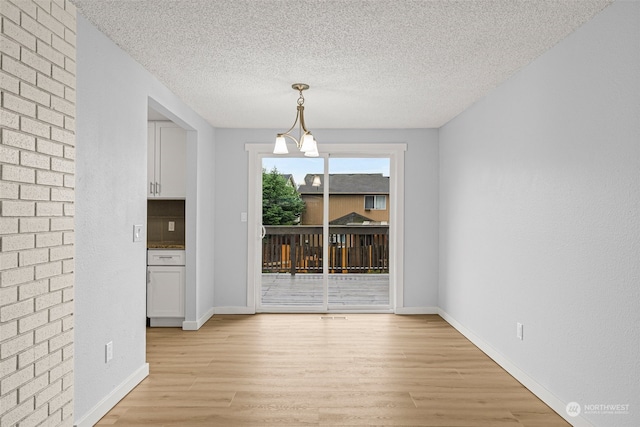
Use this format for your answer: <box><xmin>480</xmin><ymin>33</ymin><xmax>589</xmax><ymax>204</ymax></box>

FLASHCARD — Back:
<box><xmin>147</xmin><ymin>244</ymin><xmax>185</xmax><ymax>249</ymax></box>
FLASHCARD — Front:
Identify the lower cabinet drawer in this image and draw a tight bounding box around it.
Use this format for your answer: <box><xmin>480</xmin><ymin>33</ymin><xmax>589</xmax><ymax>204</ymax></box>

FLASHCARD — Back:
<box><xmin>147</xmin><ymin>250</ymin><xmax>185</xmax><ymax>266</ymax></box>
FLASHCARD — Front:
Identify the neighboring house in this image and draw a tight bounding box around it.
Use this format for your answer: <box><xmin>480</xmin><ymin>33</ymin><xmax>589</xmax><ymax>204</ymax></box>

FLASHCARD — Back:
<box><xmin>281</xmin><ymin>173</ymin><xmax>296</xmax><ymax>188</ymax></box>
<box><xmin>297</xmin><ymin>174</ymin><xmax>389</xmax><ymax>225</ymax></box>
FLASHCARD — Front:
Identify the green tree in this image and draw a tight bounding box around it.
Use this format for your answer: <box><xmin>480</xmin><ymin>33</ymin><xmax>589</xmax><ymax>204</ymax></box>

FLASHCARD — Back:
<box><xmin>262</xmin><ymin>167</ymin><xmax>305</xmax><ymax>225</ymax></box>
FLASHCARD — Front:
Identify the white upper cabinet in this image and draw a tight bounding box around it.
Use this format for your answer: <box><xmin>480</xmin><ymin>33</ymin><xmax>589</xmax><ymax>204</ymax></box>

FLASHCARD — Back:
<box><xmin>148</xmin><ymin>121</ymin><xmax>186</xmax><ymax>199</ymax></box>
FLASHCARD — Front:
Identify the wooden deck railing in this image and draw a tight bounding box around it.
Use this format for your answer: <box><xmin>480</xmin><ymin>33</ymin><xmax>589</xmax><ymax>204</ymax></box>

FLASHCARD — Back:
<box><xmin>262</xmin><ymin>225</ymin><xmax>389</xmax><ymax>274</ymax></box>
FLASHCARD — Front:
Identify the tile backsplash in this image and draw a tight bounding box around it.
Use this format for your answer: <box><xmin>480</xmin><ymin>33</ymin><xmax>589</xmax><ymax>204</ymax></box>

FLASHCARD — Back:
<box><xmin>147</xmin><ymin>200</ymin><xmax>186</xmax><ymax>248</ymax></box>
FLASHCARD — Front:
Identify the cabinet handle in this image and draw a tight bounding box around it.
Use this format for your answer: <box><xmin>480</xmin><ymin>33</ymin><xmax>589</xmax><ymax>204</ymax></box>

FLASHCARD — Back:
<box><xmin>150</xmin><ymin>182</ymin><xmax>154</xmax><ymax>195</ymax></box>
<box><xmin>156</xmin><ymin>182</ymin><xmax>160</xmax><ymax>195</ymax></box>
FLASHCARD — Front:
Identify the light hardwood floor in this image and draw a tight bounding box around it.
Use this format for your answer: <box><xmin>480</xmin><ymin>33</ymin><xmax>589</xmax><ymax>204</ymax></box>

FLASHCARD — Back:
<box><xmin>97</xmin><ymin>314</ymin><xmax>570</xmax><ymax>426</ymax></box>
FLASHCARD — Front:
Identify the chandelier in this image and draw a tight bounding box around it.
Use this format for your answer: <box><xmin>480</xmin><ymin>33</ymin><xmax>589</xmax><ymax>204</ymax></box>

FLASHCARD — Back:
<box><xmin>273</xmin><ymin>83</ymin><xmax>318</xmax><ymax>157</ymax></box>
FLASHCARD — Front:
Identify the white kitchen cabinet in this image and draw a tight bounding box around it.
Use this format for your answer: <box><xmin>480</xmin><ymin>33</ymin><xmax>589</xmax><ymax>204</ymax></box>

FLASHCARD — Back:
<box><xmin>147</xmin><ymin>265</ymin><xmax>185</xmax><ymax>318</ymax></box>
<box><xmin>148</xmin><ymin>121</ymin><xmax>186</xmax><ymax>199</ymax></box>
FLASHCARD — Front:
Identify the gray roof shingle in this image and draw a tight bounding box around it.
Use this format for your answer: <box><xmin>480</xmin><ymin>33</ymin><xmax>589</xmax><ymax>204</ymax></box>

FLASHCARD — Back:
<box><xmin>298</xmin><ymin>173</ymin><xmax>389</xmax><ymax>194</ymax></box>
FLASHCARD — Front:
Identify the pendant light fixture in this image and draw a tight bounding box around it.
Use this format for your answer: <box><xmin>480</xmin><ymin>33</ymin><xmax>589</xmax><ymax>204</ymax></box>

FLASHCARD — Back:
<box><xmin>273</xmin><ymin>83</ymin><xmax>319</xmax><ymax>157</ymax></box>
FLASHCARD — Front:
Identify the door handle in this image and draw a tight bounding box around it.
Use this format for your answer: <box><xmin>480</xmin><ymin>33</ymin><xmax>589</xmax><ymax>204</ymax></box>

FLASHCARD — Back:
<box><xmin>260</xmin><ymin>225</ymin><xmax>266</xmax><ymax>239</ymax></box>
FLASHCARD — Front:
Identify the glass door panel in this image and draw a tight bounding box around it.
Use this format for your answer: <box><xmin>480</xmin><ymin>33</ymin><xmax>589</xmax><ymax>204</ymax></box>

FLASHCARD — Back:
<box><xmin>327</xmin><ymin>158</ymin><xmax>391</xmax><ymax>308</ymax></box>
<box><xmin>260</xmin><ymin>157</ymin><xmax>325</xmax><ymax>309</ymax></box>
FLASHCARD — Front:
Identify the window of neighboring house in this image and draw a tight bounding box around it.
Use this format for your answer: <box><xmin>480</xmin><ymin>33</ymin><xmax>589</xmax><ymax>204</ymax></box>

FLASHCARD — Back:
<box><xmin>364</xmin><ymin>195</ymin><xmax>386</xmax><ymax>210</ymax></box>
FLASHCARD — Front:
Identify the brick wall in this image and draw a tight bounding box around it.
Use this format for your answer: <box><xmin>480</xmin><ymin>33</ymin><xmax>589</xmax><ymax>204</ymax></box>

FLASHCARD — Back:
<box><xmin>1</xmin><ymin>1</ymin><xmax>76</xmax><ymax>426</ymax></box>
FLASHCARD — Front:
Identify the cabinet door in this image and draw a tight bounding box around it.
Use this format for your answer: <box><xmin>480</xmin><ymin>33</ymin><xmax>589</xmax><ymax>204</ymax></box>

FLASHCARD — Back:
<box><xmin>157</xmin><ymin>124</ymin><xmax>186</xmax><ymax>198</ymax></box>
<box><xmin>147</xmin><ymin>266</ymin><xmax>185</xmax><ymax>317</ymax></box>
<box><xmin>147</xmin><ymin>123</ymin><xmax>157</xmax><ymax>196</ymax></box>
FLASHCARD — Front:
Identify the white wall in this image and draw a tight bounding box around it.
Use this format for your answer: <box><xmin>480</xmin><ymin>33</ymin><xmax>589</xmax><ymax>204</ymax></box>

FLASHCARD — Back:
<box><xmin>439</xmin><ymin>1</ymin><xmax>639</xmax><ymax>426</ymax></box>
<box><xmin>191</xmin><ymin>122</ymin><xmax>216</xmax><ymax>326</ymax></box>
<box><xmin>75</xmin><ymin>15</ymin><xmax>215</xmax><ymax>424</ymax></box>
<box><xmin>214</xmin><ymin>128</ymin><xmax>439</xmax><ymax>310</ymax></box>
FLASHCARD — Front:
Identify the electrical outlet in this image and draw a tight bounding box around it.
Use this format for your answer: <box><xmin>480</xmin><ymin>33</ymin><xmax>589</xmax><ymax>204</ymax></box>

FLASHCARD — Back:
<box><xmin>106</xmin><ymin>341</ymin><xmax>113</xmax><ymax>362</ymax></box>
<box><xmin>168</xmin><ymin>221</ymin><xmax>175</xmax><ymax>232</ymax></box>
<box><xmin>516</xmin><ymin>323</ymin><xmax>524</xmax><ymax>340</ymax></box>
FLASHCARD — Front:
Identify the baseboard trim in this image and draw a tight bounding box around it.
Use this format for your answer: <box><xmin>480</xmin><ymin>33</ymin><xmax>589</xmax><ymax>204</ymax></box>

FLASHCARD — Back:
<box><xmin>214</xmin><ymin>306</ymin><xmax>440</xmax><ymax>315</ymax></box>
<box><xmin>74</xmin><ymin>363</ymin><xmax>149</xmax><ymax>427</ymax></box>
<box><xmin>437</xmin><ymin>309</ymin><xmax>592</xmax><ymax>427</ymax></box>
<box><xmin>182</xmin><ymin>307</ymin><xmax>215</xmax><ymax>330</ymax></box>
<box><xmin>213</xmin><ymin>306</ymin><xmax>256</xmax><ymax>315</ymax></box>
<box><xmin>149</xmin><ymin>317</ymin><xmax>183</xmax><ymax>327</ymax></box>
<box><xmin>395</xmin><ymin>306</ymin><xmax>439</xmax><ymax>315</ymax></box>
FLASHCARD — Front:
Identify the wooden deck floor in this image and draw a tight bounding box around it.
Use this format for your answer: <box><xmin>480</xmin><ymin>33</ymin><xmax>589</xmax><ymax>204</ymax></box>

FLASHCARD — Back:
<box><xmin>261</xmin><ymin>273</ymin><xmax>390</xmax><ymax>307</ymax></box>
<box><xmin>97</xmin><ymin>314</ymin><xmax>570</xmax><ymax>426</ymax></box>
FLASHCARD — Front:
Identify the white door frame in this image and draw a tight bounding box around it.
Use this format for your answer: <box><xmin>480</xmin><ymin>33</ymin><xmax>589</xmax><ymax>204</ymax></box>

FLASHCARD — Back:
<box><xmin>245</xmin><ymin>143</ymin><xmax>407</xmax><ymax>313</ymax></box>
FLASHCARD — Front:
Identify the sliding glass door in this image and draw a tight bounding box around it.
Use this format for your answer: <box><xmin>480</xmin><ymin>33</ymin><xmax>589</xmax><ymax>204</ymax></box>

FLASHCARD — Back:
<box><xmin>257</xmin><ymin>154</ymin><xmax>391</xmax><ymax>312</ymax></box>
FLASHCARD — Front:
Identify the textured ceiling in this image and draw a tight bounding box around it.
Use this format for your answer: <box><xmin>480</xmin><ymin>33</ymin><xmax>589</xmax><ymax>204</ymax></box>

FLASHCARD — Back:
<box><xmin>74</xmin><ymin>0</ymin><xmax>612</xmax><ymax>129</ymax></box>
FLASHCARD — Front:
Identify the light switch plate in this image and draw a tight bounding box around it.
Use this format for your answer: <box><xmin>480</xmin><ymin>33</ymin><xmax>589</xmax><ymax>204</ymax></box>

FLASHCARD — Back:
<box><xmin>133</xmin><ymin>224</ymin><xmax>143</xmax><ymax>242</ymax></box>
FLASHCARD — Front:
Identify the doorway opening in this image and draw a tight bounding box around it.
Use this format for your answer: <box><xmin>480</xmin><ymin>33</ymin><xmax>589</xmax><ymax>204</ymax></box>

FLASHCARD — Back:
<box><xmin>146</xmin><ymin>102</ymin><xmax>194</xmax><ymax>329</ymax></box>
